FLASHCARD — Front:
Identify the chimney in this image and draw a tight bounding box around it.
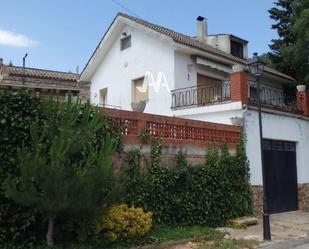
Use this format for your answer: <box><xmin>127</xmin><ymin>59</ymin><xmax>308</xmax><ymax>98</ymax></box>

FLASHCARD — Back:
<box><xmin>197</xmin><ymin>16</ymin><xmax>207</xmax><ymax>43</ymax></box>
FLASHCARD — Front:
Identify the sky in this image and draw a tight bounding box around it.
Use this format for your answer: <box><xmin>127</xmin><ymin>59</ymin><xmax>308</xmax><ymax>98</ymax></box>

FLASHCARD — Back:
<box><xmin>0</xmin><ymin>0</ymin><xmax>278</xmax><ymax>73</ymax></box>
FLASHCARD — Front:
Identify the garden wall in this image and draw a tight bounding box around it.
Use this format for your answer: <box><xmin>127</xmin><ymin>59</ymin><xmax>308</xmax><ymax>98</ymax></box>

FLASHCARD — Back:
<box><xmin>102</xmin><ymin>107</ymin><xmax>241</xmax><ymax>166</ymax></box>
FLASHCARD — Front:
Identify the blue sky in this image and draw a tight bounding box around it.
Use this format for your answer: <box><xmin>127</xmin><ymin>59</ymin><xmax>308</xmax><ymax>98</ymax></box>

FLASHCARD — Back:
<box><xmin>0</xmin><ymin>0</ymin><xmax>277</xmax><ymax>73</ymax></box>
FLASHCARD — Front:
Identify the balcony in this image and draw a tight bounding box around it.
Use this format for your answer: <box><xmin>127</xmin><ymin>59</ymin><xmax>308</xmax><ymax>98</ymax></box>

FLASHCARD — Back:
<box><xmin>248</xmin><ymin>81</ymin><xmax>303</xmax><ymax>114</ymax></box>
<box><xmin>171</xmin><ymin>81</ymin><xmax>231</xmax><ymax>109</ymax></box>
<box><xmin>171</xmin><ymin>77</ymin><xmax>305</xmax><ymax>115</ymax></box>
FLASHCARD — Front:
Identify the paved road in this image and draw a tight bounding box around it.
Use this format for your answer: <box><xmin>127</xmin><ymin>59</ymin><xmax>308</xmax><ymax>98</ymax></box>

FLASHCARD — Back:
<box><xmin>259</xmin><ymin>239</ymin><xmax>309</xmax><ymax>249</ymax></box>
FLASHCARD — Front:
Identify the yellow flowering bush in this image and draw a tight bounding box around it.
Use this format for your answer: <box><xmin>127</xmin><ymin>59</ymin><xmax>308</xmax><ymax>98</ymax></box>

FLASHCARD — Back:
<box><xmin>103</xmin><ymin>204</ymin><xmax>152</xmax><ymax>241</ymax></box>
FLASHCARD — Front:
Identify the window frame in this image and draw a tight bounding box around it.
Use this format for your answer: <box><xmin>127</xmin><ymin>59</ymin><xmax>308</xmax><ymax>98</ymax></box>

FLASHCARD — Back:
<box><xmin>99</xmin><ymin>87</ymin><xmax>108</xmax><ymax>106</ymax></box>
<box><xmin>230</xmin><ymin>40</ymin><xmax>244</xmax><ymax>59</ymax></box>
<box><xmin>120</xmin><ymin>35</ymin><xmax>131</xmax><ymax>51</ymax></box>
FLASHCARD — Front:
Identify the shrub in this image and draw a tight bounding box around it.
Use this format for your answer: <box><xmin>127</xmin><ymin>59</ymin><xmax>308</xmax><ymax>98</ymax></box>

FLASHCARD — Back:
<box><xmin>103</xmin><ymin>204</ymin><xmax>152</xmax><ymax>241</ymax></box>
<box><xmin>0</xmin><ymin>90</ymin><xmax>123</xmax><ymax>246</ymax></box>
<box><xmin>0</xmin><ymin>90</ymin><xmax>45</xmax><ymax>245</ymax></box>
<box><xmin>124</xmin><ymin>139</ymin><xmax>252</xmax><ymax>227</ymax></box>
<box><xmin>4</xmin><ymin>97</ymin><xmax>120</xmax><ymax>246</ymax></box>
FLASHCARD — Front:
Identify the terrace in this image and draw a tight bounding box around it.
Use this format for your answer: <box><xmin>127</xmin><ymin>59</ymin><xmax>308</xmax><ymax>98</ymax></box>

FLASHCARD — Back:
<box><xmin>171</xmin><ymin>76</ymin><xmax>306</xmax><ymax>116</ymax></box>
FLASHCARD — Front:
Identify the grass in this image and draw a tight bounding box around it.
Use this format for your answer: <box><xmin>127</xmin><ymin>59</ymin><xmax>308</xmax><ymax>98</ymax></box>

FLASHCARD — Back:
<box><xmin>100</xmin><ymin>225</ymin><xmax>221</xmax><ymax>248</ymax></box>
<box><xmin>0</xmin><ymin>225</ymin><xmax>219</xmax><ymax>249</ymax></box>
<box><xmin>147</xmin><ymin>225</ymin><xmax>221</xmax><ymax>242</ymax></box>
<box><xmin>0</xmin><ymin>225</ymin><xmax>259</xmax><ymax>249</ymax></box>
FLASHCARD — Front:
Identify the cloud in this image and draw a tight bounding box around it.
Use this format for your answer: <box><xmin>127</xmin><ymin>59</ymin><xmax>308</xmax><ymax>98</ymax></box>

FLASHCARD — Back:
<box><xmin>0</xmin><ymin>29</ymin><xmax>38</xmax><ymax>47</ymax></box>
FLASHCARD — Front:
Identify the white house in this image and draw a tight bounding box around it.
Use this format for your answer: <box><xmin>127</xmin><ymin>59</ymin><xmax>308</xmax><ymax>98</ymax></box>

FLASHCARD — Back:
<box><xmin>80</xmin><ymin>13</ymin><xmax>309</xmax><ymax>214</ymax></box>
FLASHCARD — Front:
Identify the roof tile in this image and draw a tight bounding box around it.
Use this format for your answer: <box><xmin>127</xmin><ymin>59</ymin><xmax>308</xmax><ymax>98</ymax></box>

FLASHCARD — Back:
<box><xmin>3</xmin><ymin>65</ymin><xmax>79</xmax><ymax>82</ymax></box>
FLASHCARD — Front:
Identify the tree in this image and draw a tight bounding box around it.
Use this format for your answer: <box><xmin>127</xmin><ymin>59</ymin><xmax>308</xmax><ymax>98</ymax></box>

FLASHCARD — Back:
<box><xmin>268</xmin><ymin>0</ymin><xmax>309</xmax><ymax>84</ymax></box>
<box><xmin>286</xmin><ymin>0</ymin><xmax>309</xmax><ymax>84</ymax></box>
<box><xmin>4</xmin><ymin>99</ymin><xmax>117</xmax><ymax>246</ymax></box>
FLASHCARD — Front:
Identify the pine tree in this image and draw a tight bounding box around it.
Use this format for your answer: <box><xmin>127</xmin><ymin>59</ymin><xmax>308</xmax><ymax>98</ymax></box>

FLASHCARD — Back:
<box><xmin>268</xmin><ymin>0</ymin><xmax>296</xmax><ymax>77</ymax></box>
<box><xmin>268</xmin><ymin>0</ymin><xmax>309</xmax><ymax>84</ymax></box>
<box><xmin>4</xmin><ymin>99</ymin><xmax>117</xmax><ymax>246</ymax></box>
<box><xmin>286</xmin><ymin>0</ymin><xmax>309</xmax><ymax>84</ymax></box>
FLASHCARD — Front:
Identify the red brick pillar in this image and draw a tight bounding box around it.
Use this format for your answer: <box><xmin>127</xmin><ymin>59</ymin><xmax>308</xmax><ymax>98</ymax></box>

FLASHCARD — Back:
<box><xmin>230</xmin><ymin>70</ymin><xmax>248</xmax><ymax>104</ymax></box>
<box><xmin>296</xmin><ymin>90</ymin><xmax>309</xmax><ymax>116</ymax></box>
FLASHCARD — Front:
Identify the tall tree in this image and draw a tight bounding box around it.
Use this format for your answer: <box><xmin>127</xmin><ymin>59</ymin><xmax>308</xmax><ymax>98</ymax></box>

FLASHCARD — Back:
<box><xmin>287</xmin><ymin>0</ymin><xmax>309</xmax><ymax>84</ymax></box>
<box><xmin>4</xmin><ymin>99</ymin><xmax>117</xmax><ymax>246</ymax></box>
<box><xmin>268</xmin><ymin>0</ymin><xmax>296</xmax><ymax>77</ymax></box>
<box><xmin>268</xmin><ymin>0</ymin><xmax>309</xmax><ymax>84</ymax></box>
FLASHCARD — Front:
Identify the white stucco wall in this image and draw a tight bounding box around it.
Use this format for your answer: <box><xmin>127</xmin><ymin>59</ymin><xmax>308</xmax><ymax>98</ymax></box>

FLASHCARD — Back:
<box><xmin>206</xmin><ymin>35</ymin><xmax>231</xmax><ymax>54</ymax></box>
<box><xmin>172</xmin><ymin>101</ymin><xmax>243</xmax><ymax>125</ymax></box>
<box><xmin>244</xmin><ymin>110</ymin><xmax>309</xmax><ymax>185</ymax></box>
<box><xmin>90</xmin><ymin>24</ymin><xmax>175</xmax><ymax>116</ymax></box>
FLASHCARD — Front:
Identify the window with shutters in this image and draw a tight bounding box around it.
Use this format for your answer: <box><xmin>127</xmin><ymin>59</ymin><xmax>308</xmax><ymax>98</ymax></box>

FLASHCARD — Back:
<box><xmin>132</xmin><ymin>77</ymin><xmax>148</xmax><ymax>103</ymax></box>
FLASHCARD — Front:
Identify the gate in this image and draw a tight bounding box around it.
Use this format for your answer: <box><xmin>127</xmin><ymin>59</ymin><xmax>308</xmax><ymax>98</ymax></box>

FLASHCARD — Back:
<box><xmin>263</xmin><ymin>139</ymin><xmax>298</xmax><ymax>214</ymax></box>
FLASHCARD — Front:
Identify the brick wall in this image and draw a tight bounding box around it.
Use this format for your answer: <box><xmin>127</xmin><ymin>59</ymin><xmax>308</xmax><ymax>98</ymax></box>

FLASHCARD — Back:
<box><xmin>230</xmin><ymin>71</ymin><xmax>248</xmax><ymax>104</ymax></box>
<box><xmin>101</xmin><ymin>107</ymin><xmax>241</xmax><ymax>149</ymax></box>
<box><xmin>297</xmin><ymin>91</ymin><xmax>309</xmax><ymax>116</ymax></box>
<box><xmin>103</xmin><ymin>107</ymin><xmax>241</xmax><ymax>168</ymax></box>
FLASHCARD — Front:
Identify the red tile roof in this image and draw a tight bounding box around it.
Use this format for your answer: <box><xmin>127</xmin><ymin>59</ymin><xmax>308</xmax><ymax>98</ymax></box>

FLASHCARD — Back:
<box><xmin>3</xmin><ymin>65</ymin><xmax>79</xmax><ymax>82</ymax></box>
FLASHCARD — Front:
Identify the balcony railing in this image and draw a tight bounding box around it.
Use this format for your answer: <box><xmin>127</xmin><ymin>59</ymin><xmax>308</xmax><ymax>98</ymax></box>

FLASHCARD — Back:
<box><xmin>171</xmin><ymin>81</ymin><xmax>231</xmax><ymax>109</ymax></box>
<box><xmin>171</xmin><ymin>80</ymin><xmax>303</xmax><ymax>114</ymax></box>
<box><xmin>248</xmin><ymin>81</ymin><xmax>302</xmax><ymax>113</ymax></box>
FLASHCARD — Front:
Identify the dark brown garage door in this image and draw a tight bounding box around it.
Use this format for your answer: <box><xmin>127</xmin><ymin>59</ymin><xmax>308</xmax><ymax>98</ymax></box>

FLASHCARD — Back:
<box><xmin>263</xmin><ymin>139</ymin><xmax>298</xmax><ymax>214</ymax></box>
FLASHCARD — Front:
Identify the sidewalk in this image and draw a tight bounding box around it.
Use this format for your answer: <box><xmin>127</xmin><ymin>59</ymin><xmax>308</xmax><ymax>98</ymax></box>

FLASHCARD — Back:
<box><xmin>217</xmin><ymin>211</ymin><xmax>309</xmax><ymax>247</ymax></box>
<box><xmin>259</xmin><ymin>238</ymin><xmax>309</xmax><ymax>249</ymax></box>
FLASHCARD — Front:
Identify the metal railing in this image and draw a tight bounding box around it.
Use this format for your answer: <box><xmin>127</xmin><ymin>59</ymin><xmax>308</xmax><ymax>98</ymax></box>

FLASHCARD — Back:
<box><xmin>171</xmin><ymin>81</ymin><xmax>231</xmax><ymax>109</ymax></box>
<box><xmin>248</xmin><ymin>81</ymin><xmax>301</xmax><ymax>113</ymax></box>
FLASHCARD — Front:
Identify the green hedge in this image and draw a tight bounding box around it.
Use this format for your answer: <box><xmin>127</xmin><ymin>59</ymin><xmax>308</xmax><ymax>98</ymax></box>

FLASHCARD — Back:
<box><xmin>0</xmin><ymin>90</ymin><xmax>122</xmax><ymax>245</ymax></box>
<box><xmin>124</xmin><ymin>139</ymin><xmax>252</xmax><ymax>227</ymax></box>
<box><xmin>0</xmin><ymin>91</ymin><xmax>45</xmax><ymax>245</ymax></box>
<box><xmin>0</xmin><ymin>90</ymin><xmax>253</xmax><ymax>245</ymax></box>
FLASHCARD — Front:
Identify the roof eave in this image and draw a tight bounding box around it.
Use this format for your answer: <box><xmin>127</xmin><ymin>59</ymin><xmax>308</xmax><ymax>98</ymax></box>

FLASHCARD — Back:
<box><xmin>80</xmin><ymin>13</ymin><xmax>123</xmax><ymax>81</ymax></box>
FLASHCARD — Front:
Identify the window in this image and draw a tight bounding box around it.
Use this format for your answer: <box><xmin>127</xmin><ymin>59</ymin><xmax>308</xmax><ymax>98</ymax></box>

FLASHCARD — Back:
<box><xmin>132</xmin><ymin>77</ymin><xmax>148</xmax><ymax>103</ymax></box>
<box><xmin>120</xmin><ymin>35</ymin><xmax>131</xmax><ymax>51</ymax></box>
<box><xmin>230</xmin><ymin>40</ymin><xmax>244</xmax><ymax>58</ymax></box>
<box><xmin>249</xmin><ymin>86</ymin><xmax>258</xmax><ymax>100</ymax></box>
<box><xmin>100</xmin><ymin>88</ymin><xmax>108</xmax><ymax>106</ymax></box>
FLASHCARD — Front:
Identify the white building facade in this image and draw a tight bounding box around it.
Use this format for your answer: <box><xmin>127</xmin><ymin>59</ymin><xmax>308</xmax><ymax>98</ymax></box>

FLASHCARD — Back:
<box><xmin>81</xmin><ymin>13</ymin><xmax>309</xmax><ymax>214</ymax></box>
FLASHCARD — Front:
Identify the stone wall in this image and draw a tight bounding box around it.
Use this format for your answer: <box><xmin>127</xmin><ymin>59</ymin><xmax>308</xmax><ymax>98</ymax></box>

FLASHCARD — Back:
<box><xmin>251</xmin><ymin>185</ymin><xmax>263</xmax><ymax>217</ymax></box>
<box><xmin>298</xmin><ymin>183</ymin><xmax>309</xmax><ymax>212</ymax></box>
<box><xmin>251</xmin><ymin>184</ymin><xmax>309</xmax><ymax>217</ymax></box>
